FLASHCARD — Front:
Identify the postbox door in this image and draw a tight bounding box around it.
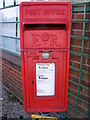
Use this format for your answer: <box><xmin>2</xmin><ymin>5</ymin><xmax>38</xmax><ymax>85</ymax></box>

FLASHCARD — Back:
<box><xmin>26</xmin><ymin>51</ymin><xmax>68</xmax><ymax>112</ymax></box>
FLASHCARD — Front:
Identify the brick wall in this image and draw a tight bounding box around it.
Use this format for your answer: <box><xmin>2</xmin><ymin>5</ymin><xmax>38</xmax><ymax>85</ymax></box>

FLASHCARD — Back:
<box><xmin>66</xmin><ymin>3</ymin><xmax>89</xmax><ymax>118</ymax></box>
<box><xmin>0</xmin><ymin>52</ymin><xmax>23</xmax><ymax>100</ymax></box>
<box><xmin>0</xmin><ymin>3</ymin><xmax>89</xmax><ymax>119</ymax></box>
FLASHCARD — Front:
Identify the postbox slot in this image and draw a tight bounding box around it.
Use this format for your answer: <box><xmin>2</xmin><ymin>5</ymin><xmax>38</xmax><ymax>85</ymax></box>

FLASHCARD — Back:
<box><xmin>23</xmin><ymin>24</ymin><xmax>67</xmax><ymax>30</ymax></box>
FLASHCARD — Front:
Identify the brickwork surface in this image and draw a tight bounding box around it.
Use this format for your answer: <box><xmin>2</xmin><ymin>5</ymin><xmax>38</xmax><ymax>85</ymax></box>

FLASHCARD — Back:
<box><xmin>1</xmin><ymin>55</ymin><xmax>23</xmax><ymax>100</ymax></box>
<box><xmin>67</xmin><ymin>3</ymin><xmax>89</xmax><ymax>118</ymax></box>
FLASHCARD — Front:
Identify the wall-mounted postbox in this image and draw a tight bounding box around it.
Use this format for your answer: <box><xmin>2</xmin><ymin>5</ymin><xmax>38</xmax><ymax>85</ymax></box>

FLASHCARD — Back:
<box><xmin>20</xmin><ymin>2</ymin><xmax>71</xmax><ymax>112</ymax></box>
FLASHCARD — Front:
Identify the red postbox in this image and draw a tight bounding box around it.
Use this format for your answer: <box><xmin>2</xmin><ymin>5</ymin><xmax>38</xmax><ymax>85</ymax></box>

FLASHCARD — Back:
<box><xmin>20</xmin><ymin>2</ymin><xmax>71</xmax><ymax>112</ymax></box>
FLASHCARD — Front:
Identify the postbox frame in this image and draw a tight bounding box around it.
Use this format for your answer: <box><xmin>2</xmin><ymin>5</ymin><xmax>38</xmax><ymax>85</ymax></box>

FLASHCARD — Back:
<box><xmin>20</xmin><ymin>2</ymin><xmax>71</xmax><ymax>112</ymax></box>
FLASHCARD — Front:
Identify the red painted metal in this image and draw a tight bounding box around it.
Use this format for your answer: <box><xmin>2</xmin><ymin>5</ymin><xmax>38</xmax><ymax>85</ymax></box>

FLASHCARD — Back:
<box><xmin>20</xmin><ymin>2</ymin><xmax>71</xmax><ymax>112</ymax></box>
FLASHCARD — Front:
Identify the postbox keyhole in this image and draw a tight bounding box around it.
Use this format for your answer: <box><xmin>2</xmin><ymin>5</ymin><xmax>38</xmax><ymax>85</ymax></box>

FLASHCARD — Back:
<box><xmin>32</xmin><ymin>81</ymin><xmax>34</xmax><ymax>84</ymax></box>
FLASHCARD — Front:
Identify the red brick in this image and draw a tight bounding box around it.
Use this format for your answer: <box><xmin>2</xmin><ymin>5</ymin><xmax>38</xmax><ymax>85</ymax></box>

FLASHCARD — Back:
<box><xmin>87</xmin><ymin>57</ymin><xmax>90</xmax><ymax>65</ymax></box>
<box><xmin>72</xmin><ymin>13</ymin><xmax>76</xmax><ymax>19</ymax></box>
<box><xmin>2</xmin><ymin>69</ymin><xmax>22</xmax><ymax>85</ymax></box>
<box><xmin>84</xmin><ymin>40</ymin><xmax>89</xmax><ymax>48</ymax></box>
<box><xmin>82</xmin><ymin>102</ymin><xmax>88</xmax><ymax>110</ymax></box>
<box><xmin>78</xmin><ymin>101</ymin><xmax>88</xmax><ymax>115</ymax></box>
<box><xmin>70</xmin><ymin>55</ymin><xmax>86</xmax><ymax>65</ymax></box>
<box><xmin>67</xmin><ymin>106</ymin><xmax>75</xmax><ymax>118</ymax></box>
<box><xmin>72</xmin><ymin>23</ymin><xmax>83</xmax><ymax>30</ymax></box>
<box><xmin>1</xmin><ymin>58</ymin><xmax>23</xmax><ymax>100</ymax></box>
<box><xmin>79</xmin><ymin>88</ymin><xmax>89</xmax><ymax>101</ymax></box>
<box><xmin>68</xmin><ymin>95</ymin><xmax>76</xmax><ymax>108</ymax></box>
<box><xmin>82</xmin><ymin>64</ymin><xmax>89</xmax><ymax>71</ymax></box>
<box><xmin>75</xmin><ymin>30</ymin><xmax>83</xmax><ymax>36</ymax></box>
<box><xmin>70</xmin><ymin>68</ymin><xmax>80</xmax><ymax>77</ymax></box>
<box><xmin>74</xmin><ymin>12</ymin><xmax>90</xmax><ymax>20</ymax></box>
<box><xmin>76</xmin><ymin>13</ymin><xmax>84</xmax><ymax>19</ymax></box>
<box><xmin>86</xmin><ymin>12</ymin><xmax>90</xmax><ymax>19</ymax></box>
<box><xmin>85</xmin><ymin>74</ymin><xmax>89</xmax><ymax>81</ymax></box>
<box><xmin>82</xmin><ymin>56</ymin><xmax>87</xmax><ymax>64</ymax></box>
<box><xmin>71</xmin><ymin>38</ymin><xmax>82</xmax><ymax>46</ymax></box>
<box><xmin>71</xmin><ymin>45</ymin><xmax>81</xmax><ymax>52</ymax></box>
<box><xmin>70</xmin><ymin>60</ymin><xmax>80</xmax><ymax>68</ymax></box>
<box><xmin>2</xmin><ymin>72</ymin><xmax>22</xmax><ymax>91</ymax></box>
<box><xmin>83</xmin><ymin>89</ymin><xmax>88</xmax><ymax>97</ymax></box>
<box><xmin>73</xmin><ymin>4</ymin><xmax>84</xmax><ymax>8</ymax></box>
<box><xmin>68</xmin><ymin>87</ymin><xmax>77</xmax><ymax>96</ymax></box>
<box><xmin>80</xmin><ymin>79</ymin><xmax>89</xmax><ymax>87</ymax></box>
<box><xmin>71</xmin><ymin>54</ymin><xmax>81</xmax><ymax>63</ymax></box>
<box><xmin>70</xmin><ymin>74</ymin><xmax>79</xmax><ymax>82</ymax></box>
<box><xmin>85</xmin><ymin>31</ymin><xmax>90</xmax><ymax>37</ymax></box>
<box><xmin>72</xmin><ymin>23</ymin><xmax>89</xmax><ymax>31</ymax></box>
<box><xmin>77</xmin><ymin>113</ymin><xmax>86</xmax><ymax>118</ymax></box>
<box><xmin>81</xmin><ymin>72</ymin><xmax>86</xmax><ymax>80</ymax></box>
<box><xmin>68</xmin><ymin>94</ymin><xmax>77</xmax><ymax>103</ymax></box>
<box><xmin>69</xmin><ymin>83</ymin><xmax>78</xmax><ymax>95</ymax></box>
<box><xmin>72</xmin><ymin>29</ymin><xmax>76</xmax><ymax>35</ymax></box>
